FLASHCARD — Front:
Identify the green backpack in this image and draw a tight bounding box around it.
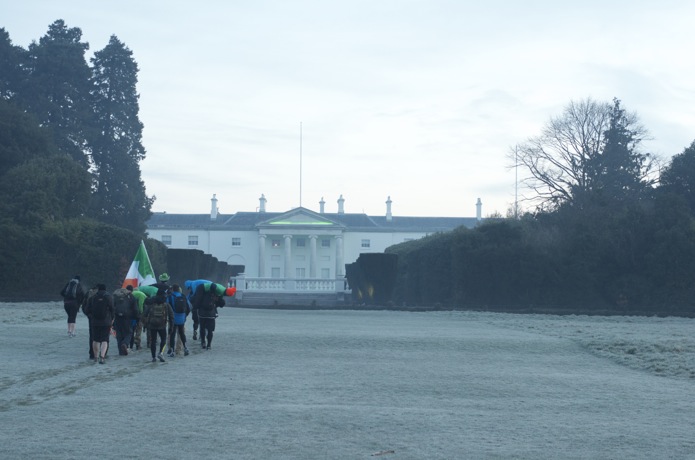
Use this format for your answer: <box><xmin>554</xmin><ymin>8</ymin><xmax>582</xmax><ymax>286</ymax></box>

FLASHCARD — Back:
<box><xmin>148</xmin><ymin>302</ymin><xmax>167</xmax><ymax>328</ymax></box>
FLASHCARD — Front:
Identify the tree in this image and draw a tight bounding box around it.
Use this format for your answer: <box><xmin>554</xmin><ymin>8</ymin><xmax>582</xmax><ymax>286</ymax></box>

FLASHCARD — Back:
<box><xmin>0</xmin><ymin>154</ymin><xmax>92</xmax><ymax>227</ymax></box>
<box><xmin>0</xmin><ymin>28</ymin><xmax>28</xmax><ymax>101</ymax></box>
<box><xmin>0</xmin><ymin>99</ymin><xmax>55</xmax><ymax>172</ymax></box>
<box><xmin>23</xmin><ymin>20</ymin><xmax>92</xmax><ymax>167</ymax></box>
<box><xmin>513</xmin><ymin>98</ymin><xmax>653</xmax><ymax>210</ymax></box>
<box><xmin>659</xmin><ymin>140</ymin><xmax>695</xmax><ymax>215</ymax></box>
<box><xmin>88</xmin><ymin>35</ymin><xmax>153</xmax><ymax>233</ymax></box>
<box><xmin>581</xmin><ymin>98</ymin><xmax>655</xmax><ymax>204</ymax></box>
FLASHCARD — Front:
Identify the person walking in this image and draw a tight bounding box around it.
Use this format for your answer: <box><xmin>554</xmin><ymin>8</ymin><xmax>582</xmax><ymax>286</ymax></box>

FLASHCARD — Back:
<box><xmin>167</xmin><ymin>284</ymin><xmax>191</xmax><ymax>357</ymax></box>
<box><xmin>185</xmin><ymin>279</ymin><xmax>211</xmax><ymax>341</ymax></box>
<box><xmin>153</xmin><ymin>273</ymin><xmax>171</xmax><ymax>295</ymax></box>
<box><xmin>192</xmin><ymin>282</ymin><xmax>226</xmax><ymax>350</ymax></box>
<box><xmin>143</xmin><ymin>288</ymin><xmax>174</xmax><ymax>362</ymax></box>
<box><xmin>130</xmin><ymin>287</ymin><xmax>147</xmax><ymax>350</ymax></box>
<box><xmin>112</xmin><ymin>285</ymin><xmax>139</xmax><ymax>356</ymax></box>
<box><xmin>84</xmin><ymin>284</ymin><xmax>114</xmax><ymax>364</ymax></box>
<box><xmin>60</xmin><ymin>275</ymin><xmax>85</xmax><ymax>337</ymax></box>
<box><xmin>81</xmin><ymin>285</ymin><xmax>98</xmax><ymax>360</ymax></box>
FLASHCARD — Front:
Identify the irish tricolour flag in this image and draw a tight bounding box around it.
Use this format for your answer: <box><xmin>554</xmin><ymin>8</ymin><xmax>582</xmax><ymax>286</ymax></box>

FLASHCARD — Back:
<box><xmin>122</xmin><ymin>240</ymin><xmax>157</xmax><ymax>288</ymax></box>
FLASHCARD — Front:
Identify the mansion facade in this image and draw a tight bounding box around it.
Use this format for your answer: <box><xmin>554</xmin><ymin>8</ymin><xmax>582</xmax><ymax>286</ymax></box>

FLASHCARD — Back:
<box><xmin>146</xmin><ymin>194</ymin><xmax>482</xmax><ymax>301</ymax></box>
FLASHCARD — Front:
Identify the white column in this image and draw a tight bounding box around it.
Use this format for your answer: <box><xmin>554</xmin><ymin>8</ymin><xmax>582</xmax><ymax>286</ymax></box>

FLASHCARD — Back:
<box><xmin>309</xmin><ymin>235</ymin><xmax>318</xmax><ymax>278</ymax></box>
<box><xmin>335</xmin><ymin>235</ymin><xmax>344</xmax><ymax>277</ymax></box>
<box><xmin>284</xmin><ymin>235</ymin><xmax>293</xmax><ymax>278</ymax></box>
<box><xmin>258</xmin><ymin>234</ymin><xmax>266</xmax><ymax>277</ymax></box>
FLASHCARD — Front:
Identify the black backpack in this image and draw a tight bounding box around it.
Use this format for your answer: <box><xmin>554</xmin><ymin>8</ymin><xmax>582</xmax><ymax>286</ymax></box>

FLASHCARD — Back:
<box><xmin>91</xmin><ymin>292</ymin><xmax>109</xmax><ymax>321</ymax></box>
<box><xmin>172</xmin><ymin>295</ymin><xmax>188</xmax><ymax>314</ymax></box>
<box><xmin>62</xmin><ymin>279</ymin><xmax>79</xmax><ymax>299</ymax></box>
<box><xmin>112</xmin><ymin>288</ymin><xmax>130</xmax><ymax>317</ymax></box>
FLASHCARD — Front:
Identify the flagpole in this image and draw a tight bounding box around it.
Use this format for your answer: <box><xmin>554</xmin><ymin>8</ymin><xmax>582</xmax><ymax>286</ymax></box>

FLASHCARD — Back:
<box><xmin>299</xmin><ymin>122</ymin><xmax>302</xmax><ymax>208</ymax></box>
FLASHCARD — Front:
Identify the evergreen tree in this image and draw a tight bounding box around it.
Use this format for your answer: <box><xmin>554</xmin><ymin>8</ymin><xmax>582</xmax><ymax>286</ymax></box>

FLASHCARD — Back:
<box><xmin>0</xmin><ymin>28</ymin><xmax>28</xmax><ymax>101</ymax></box>
<box><xmin>89</xmin><ymin>35</ymin><xmax>153</xmax><ymax>233</ymax></box>
<box><xmin>582</xmin><ymin>98</ymin><xmax>653</xmax><ymax>204</ymax></box>
<box><xmin>23</xmin><ymin>20</ymin><xmax>93</xmax><ymax>167</ymax></box>
<box><xmin>659</xmin><ymin>140</ymin><xmax>695</xmax><ymax>215</ymax></box>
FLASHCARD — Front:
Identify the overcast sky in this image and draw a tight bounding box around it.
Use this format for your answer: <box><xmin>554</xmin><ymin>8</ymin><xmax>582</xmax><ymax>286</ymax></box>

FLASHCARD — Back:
<box><xmin>4</xmin><ymin>1</ymin><xmax>695</xmax><ymax>218</ymax></box>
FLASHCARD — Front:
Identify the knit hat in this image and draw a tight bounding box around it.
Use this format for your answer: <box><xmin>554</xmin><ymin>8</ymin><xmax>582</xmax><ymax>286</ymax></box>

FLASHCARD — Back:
<box><xmin>159</xmin><ymin>273</ymin><xmax>170</xmax><ymax>282</ymax></box>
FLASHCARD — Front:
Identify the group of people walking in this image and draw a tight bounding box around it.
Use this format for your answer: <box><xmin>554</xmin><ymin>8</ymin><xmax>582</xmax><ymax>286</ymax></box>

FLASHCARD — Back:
<box><xmin>60</xmin><ymin>274</ymin><xmax>230</xmax><ymax>364</ymax></box>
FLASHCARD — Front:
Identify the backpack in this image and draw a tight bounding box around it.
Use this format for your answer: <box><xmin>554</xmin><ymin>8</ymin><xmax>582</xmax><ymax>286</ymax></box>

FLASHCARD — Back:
<box><xmin>62</xmin><ymin>279</ymin><xmax>79</xmax><ymax>299</ymax></box>
<box><xmin>91</xmin><ymin>292</ymin><xmax>109</xmax><ymax>321</ymax></box>
<box><xmin>172</xmin><ymin>295</ymin><xmax>188</xmax><ymax>314</ymax></box>
<box><xmin>112</xmin><ymin>288</ymin><xmax>131</xmax><ymax>317</ymax></box>
<box><xmin>148</xmin><ymin>302</ymin><xmax>167</xmax><ymax>329</ymax></box>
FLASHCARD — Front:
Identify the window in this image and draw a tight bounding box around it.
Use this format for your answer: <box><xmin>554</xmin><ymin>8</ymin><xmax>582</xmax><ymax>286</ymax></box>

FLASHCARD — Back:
<box><xmin>232</xmin><ymin>237</ymin><xmax>241</xmax><ymax>247</ymax></box>
<box><xmin>361</xmin><ymin>239</ymin><xmax>371</xmax><ymax>248</ymax></box>
<box><xmin>161</xmin><ymin>235</ymin><xmax>172</xmax><ymax>246</ymax></box>
<box><xmin>188</xmin><ymin>235</ymin><xmax>198</xmax><ymax>246</ymax></box>
<box><xmin>296</xmin><ymin>238</ymin><xmax>306</xmax><ymax>248</ymax></box>
<box><xmin>296</xmin><ymin>267</ymin><xmax>306</xmax><ymax>278</ymax></box>
<box><xmin>272</xmin><ymin>239</ymin><xmax>281</xmax><ymax>248</ymax></box>
<box><xmin>321</xmin><ymin>239</ymin><xmax>330</xmax><ymax>248</ymax></box>
<box><xmin>321</xmin><ymin>268</ymin><xmax>330</xmax><ymax>279</ymax></box>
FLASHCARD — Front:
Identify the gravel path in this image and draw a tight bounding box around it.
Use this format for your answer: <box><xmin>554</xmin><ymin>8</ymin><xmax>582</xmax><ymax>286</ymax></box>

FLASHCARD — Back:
<box><xmin>1</xmin><ymin>303</ymin><xmax>693</xmax><ymax>459</ymax></box>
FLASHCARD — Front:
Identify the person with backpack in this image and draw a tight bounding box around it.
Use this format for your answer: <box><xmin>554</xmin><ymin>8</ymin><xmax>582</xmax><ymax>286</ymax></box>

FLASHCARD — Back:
<box><xmin>84</xmin><ymin>284</ymin><xmax>114</xmax><ymax>364</ymax></box>
<box><xmin>60</xmin><ymin>275</ymin><xmax>85</xmax><ymax>337</ymax></box>
<box><xmin>112</xmin><ymin>285</ymin><xmax>140</xmax><ymax>356</ymax></box>
<box><xmin>192</xmin><ymin>282</ymin><xmax>226</xmax><ymax>350</ymax></box>
<box><xmin>82</xmin><ymin>285</ymin><xmax>98</xmax><ymax>360</ymax></box>
<box><xmin>130</xmin><ymin>287</ymin><xmax>147</xmax><ymax>351</ymax></box>
<box><xmin>166</xmin><ymin>284</ymin><xmax>191</xmax><ymax>357</ymax></box>
<box><xmin>184</xmin><ymin>279</ymin><xmax>212</xmax><ymax>341</ymax></box>
<box><xmin>143</xmin><ymin>288</ymin><xmax>174</xmax><ymax>363</ymax></box>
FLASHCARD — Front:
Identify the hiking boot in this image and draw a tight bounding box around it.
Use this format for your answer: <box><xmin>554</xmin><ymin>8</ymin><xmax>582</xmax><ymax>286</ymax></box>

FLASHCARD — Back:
<box><xmin>157</xmin><ymin>354</ymin><xmax>165</xmax><ymax>362</ymax></box>
<box><xmin>184</xmin><ymin>347</ymin><xmax>190</xmax><ymax>356</ymax></box>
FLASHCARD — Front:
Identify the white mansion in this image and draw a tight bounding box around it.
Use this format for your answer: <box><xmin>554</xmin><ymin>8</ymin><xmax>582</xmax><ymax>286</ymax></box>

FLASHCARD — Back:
<box><xmin>146</xmin><ymin>194</ymin><xmax>482</xmax><ymax>303</ymax></box>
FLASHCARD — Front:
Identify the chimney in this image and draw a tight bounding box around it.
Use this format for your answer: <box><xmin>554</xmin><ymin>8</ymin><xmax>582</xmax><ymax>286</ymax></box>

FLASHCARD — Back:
<box><xmin>259</xmin><ymin>194</ymin><xmax>267</xmax><ymax>213</ymax></box>
<box><xmin>337</xmin><ymin>194</ymin><xmax>345</xmax><ymax>214</ymax></box>
<box><xmin>319</xmin><ymin>197</ymin><xmax>325</xmax><ymax>214</ymax></box>
<box><xmin>476</xmin><ymin>198</ymin><xmax>482</xmax><ymax>221</ymax></box>
<box><xmin>386</xmin><ymin>196</ymin><xmax>392</xmax><ymax>222</ymax></box>
<box><xmin>210</xmin><ymin>194</ymin><xmax>218</xmax><ymax>220</ymax></box>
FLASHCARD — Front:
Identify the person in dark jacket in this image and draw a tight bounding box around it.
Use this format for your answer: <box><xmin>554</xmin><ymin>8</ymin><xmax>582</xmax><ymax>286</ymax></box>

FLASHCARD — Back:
<box><xmin>84</xmin><ymin>284</ymin><xmax>114</xmax><ymax>364</ymax></box>
<box><xmin>60</xmin><ymin>275</ymin><xmax>85</xmax><ymax>337</ymax></box>
<box><xmin>143</xmin><ymin>288</ymin><xmax>174</xmax><ymax>363</ymax></box>
<box><xmin>192</xmin><ymin>282</ymin><xmax>225</xmax><ymax>350</ymax></box>
<box><xmin>82</xmin><ymin>285</ymin><xmax>98</xmax><ymax>360</ymax></box>
<box><xmin>184</xmin><ymin>279</ymin><xmax>211</xmax><ymax>341</ymax></box>
<box><xmin>112</xmin><ymin>285</ymin><xmax>140</xmax><ymax>356</ymax></box>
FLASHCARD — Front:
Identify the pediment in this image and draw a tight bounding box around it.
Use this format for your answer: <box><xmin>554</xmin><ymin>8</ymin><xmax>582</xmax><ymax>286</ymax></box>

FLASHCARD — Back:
<box><xmin>256</xmin><ymin>207</ymin><xmax>343</xmax><ymax>228</ymax></box>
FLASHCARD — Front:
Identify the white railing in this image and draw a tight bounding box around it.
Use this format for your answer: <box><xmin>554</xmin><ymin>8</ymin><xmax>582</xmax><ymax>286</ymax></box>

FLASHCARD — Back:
<box><xmin>230</xmin><ymin>274</ymin><xmax>348</xmax><ymax>293</ymax></box>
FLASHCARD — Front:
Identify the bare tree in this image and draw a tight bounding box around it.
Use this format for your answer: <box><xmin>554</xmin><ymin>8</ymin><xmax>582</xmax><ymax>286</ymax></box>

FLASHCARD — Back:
<box><xmin>511</xmin><ymin>98</ymin><xmax>653</xmax><ymax>210</ymax></box>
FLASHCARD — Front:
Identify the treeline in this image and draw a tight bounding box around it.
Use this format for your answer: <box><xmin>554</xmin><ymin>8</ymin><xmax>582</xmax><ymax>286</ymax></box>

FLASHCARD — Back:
<box><xmin>0</xmin><ymin>20</ymin><xmax>156</xmax><ymax>298</ymax></box>
<box><xmin>385</xmin><ymin>99</ymin><xmax>695</xmax><ymax>315</ymax></box>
